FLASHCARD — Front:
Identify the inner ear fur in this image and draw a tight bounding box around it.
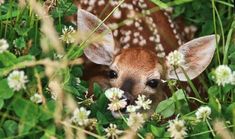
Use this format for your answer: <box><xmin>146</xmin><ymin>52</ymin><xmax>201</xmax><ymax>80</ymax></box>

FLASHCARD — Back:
<box><xmin>167</xmin><ymin>35</ymin><xmax>218</xmax><ymax>81</ymax></box>
<box><xmin>77</xmin><ymin>9</ymin><xmax>116</xmax><ymax>65</ymax></box>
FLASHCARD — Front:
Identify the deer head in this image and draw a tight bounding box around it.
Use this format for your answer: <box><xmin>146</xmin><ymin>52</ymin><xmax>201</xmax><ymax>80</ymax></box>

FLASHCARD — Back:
<box><xmin>77</xmin><ymin>9</ymin><xmax>217</xmax><ymax>108</ymax></box>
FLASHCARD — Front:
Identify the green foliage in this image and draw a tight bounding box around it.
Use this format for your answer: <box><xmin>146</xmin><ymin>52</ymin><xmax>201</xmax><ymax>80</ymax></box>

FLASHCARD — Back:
<box><xmin>156</xmin><ymin>89</ymin><xmax>187</xmax><ymax>118</ymax></box>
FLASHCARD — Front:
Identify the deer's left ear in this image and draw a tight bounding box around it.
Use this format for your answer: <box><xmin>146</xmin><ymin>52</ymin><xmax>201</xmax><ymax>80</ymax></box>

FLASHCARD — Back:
<box><xmin>77</xmin><ymin>9</ymin><xmax>115</xmax><ymax>65</ymax></box>
<box><xmin>166</xmin><ymin>35</ymin><xmax>218</xmax><ymax>81</ymax></box>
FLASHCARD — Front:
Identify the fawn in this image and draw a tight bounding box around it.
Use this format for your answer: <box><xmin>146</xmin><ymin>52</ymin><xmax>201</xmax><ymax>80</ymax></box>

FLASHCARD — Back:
<box><xmin>73</xmin><ymin>0</ymin><xmax>217</xmax><ymax>113</ymax></box>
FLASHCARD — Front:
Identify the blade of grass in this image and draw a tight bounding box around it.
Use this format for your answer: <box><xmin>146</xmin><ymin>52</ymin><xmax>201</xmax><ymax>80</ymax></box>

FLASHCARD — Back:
<box><xmin>212</xmin><ymin>0</ymin><xmax>221</xmax><ymax>65</ymax></box>
<box><xmin>223</xmin><ymin>21</ymin><xmax>235</xmax><ymax>64</ymax></box>
<box><xmin>215</xmin><ymin>0</ymin><xmax>234</xmax><ymax>7</ymax></box>
<box><xmin>214</xmin><ymin>6</ymin><xmax>225</xmax><ymax>55</ymax></box>
<box><xmin>180</xmin><ymin>66</ymin><xmax>202</xmax><ymax>100</ymax></box>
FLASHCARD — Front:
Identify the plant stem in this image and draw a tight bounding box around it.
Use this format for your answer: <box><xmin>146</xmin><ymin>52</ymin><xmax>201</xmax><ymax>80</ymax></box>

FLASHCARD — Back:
<box><xmin>180</xmin><ymin>66</ymin><xmax>202</xmax><ymax>100</ymax></box>
<box><xmin>187</xmin><ymin>97</ymin><xmax>207</xmax><ymax>104</ymax></box>
<box><xmin>206</xmin><ymin>119</ymin><xmax>216</xmax><ymax>137</ymax></box>
<box><xmin>173</xmin><ymin>67</ymin><xmax>191</xmax><ymax>110</ymax></box>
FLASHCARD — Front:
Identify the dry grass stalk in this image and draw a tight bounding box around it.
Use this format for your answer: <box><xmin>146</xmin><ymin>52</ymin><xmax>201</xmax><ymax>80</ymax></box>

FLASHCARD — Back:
<box><xmin>76</xmin><ymin>128</ymin><xmax>87</xmax><ymax>139</ymax></box>
<box><xmin>64</xmin><ymin>94</ymin><xmax>78</xmax><ymax>114</ymax></box>
<box><xmin>120</xmin><ymin>130</ymin><xmax>137</xmax><ymax>139</ymax></box>
<box><xmin>34</xmin><ymin>71</ymin><xmax>46</xmax><ymax>105</ymax></box>
<box><xmin>64</xmin><ymin>119</ymin><xmax>75</xmax><ymax>139</ymax></box>
<box><xmin>48</xmin><ymin>80</ymin><xmax>64</xmax><ymax>124</ymax></box>
<box><xmin>213</xmin><ymin>119</ymin><xmax>234</xmax><ymax>139</ymax></box>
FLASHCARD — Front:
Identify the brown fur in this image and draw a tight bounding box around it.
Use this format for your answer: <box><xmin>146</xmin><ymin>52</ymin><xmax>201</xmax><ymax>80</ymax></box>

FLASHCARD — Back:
<box><xmin>116</xmin><ymin>47</ymin><xmax>158</xmax><ymax>73</ymax></box>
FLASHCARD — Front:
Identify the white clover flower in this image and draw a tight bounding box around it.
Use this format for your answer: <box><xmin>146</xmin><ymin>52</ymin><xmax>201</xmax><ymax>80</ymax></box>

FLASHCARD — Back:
<box><xmin>0</xmin><ymin>39</ymin><xmax>9</xmax><ymax>53</ymax></box>
<box><xmin>105</xmin><ymin>88</ymin><xmax>124</xmax><ymax>101</ymax></box>
<box><xmin>104</xmin><ymin>123</ymin><xmax>123</xmax><ymax>139</ymax></box>
<box><xmin>214</xmin><ymin>65</ymin><xmax>232</xmax><ymax>86</ymax></box>
<box><xmin>230</xmin><ymin>72</ymin><xmax>235</xmax><ymax>85</ymax></box>
<box><xmin>60</xmin><ymin>26</ymin><xmax>76</xmax><ymax>44</ymax></box>
<box><xmin>30</xmin><ymin>93</ymin><xmax>43</xmax><ymax>104</ymax></box>
<box><xmin>7</xmin><ymin>70</ymin><xmax>28</xmax><ymax>91</ymax></box>
<box><xmin>135</xmin><ymin>95</ymin><xmax>152</xmax><ymax>110</ymax></box>
<box><xmin>127</xmin><ymin>113</ymin><xmax>145</xmax><ymax>131</ymax></box>
<box><xmin>126</xmin><ymin>105</ymin><xmax>140</xmax><ymax>113</ymax></box>
<box><xmin>108</xmin><ymin>99</ymin><xmax>127</xmax><ymax>111</ymax></box>
<box><xmin>71</xmin><ymin>107</ymin><xmax>91</xmax><ymax>126</ymax></box>
<box><xmin>195</xmin><ymin>106</ymin><xmax>211</xmax><ymax>121</ymax></box>
<box><xmin>166</xmin><ymin>50</ymin><xmax>185</xmax><ymax>67</ymax></box>
<box><xmin>168</xmin><ymin>118</ymin><xmax>187</xmax><ymax>139</ymax></box>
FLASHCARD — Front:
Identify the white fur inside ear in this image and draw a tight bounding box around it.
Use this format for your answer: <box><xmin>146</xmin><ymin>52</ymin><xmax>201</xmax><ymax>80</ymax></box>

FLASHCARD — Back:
<box><xmin>77</xmin><ymin>9</ymin><xmax>115</xmax><ymax>65</ymax></box>
<box><xmin>167</xmin><ymin>35</ymin><xmax>218</xmax><ymax>81</ymax></box>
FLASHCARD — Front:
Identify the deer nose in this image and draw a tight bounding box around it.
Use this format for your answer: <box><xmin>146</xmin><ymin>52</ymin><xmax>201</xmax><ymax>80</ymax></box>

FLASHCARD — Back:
<box><xmin>120</xmin><ymin>78</ymin><xmax>135</xmax><ymax>104</ymax></box>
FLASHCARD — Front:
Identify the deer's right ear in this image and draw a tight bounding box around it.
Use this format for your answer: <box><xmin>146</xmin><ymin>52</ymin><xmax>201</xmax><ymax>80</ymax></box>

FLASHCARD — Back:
<box><xmin>77</xmin><ymin>9</ymin><xmax>116</xmax><ymax>65</ymax></box>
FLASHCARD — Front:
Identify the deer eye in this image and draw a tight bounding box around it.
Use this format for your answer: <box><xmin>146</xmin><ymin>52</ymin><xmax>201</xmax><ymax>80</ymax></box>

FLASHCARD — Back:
<box><xmin>108</xmin><ymin>70</ymin><xmax>118</xmax><ymax>79</ymax></box>
<box><xmin>146</xmin><ymin>79</ymin><xmax>159</xmax><ymax>88</ymax></box>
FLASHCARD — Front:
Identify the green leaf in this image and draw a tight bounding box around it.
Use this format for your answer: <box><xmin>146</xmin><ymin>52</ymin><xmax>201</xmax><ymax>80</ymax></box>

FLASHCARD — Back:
<box><xmin>222</xmin><ymin>84</ymin><xmax>234</xmax><ymax>95</ymax></box>
<box><xmin>71</xmin><ymin>66</ymin><xmax>83</xmax><ymax>77</ymax></box>
<box><xmin>173</xmin><ymin>89</ymin><xmax>186</xmax><ymax>100</ymax></box>
<box><xmin>14</xmin><ymin>25</ymin><xmax>33</xmax><ymax>37</ymax></box>
<box><xmin>229</xmin><ymin>51</ymin><xmax>235</xmax><ymax>61</ymax></box>
<box><xmin>39</xmin><ymin>101</ymin><xmax>55</xmax><ymax>121</ymax></box>
<box><xmin>225</xmin><ymin>103</ymin><xmax>235</xmax><ymax>120</ymax></box>
<box><xmin>17</xmin><ymin>55</ymin><xmax>35</xmax><ymax>63</ymax></box>
<box><xmin>0</xmin><ymin>128</ymin><xmax>5</xmax><ymax>138</ymax></box>
<box><xmin>12</xmin><ymin>96</ymin><xmax>39</xmax><ymax>122</ymax></box>
<box><xmin>190</xmin><ymin>122</ymin><xmax>209</xmax><ymax>139</ymax></box>
<box><xmin>93</xmin><ymin>83</ymin><xmax>102</xmax><ymax>98</ymax></box>
<box><xmin>97</xmin><ymin>94</ymin><xmax>108</xmax><ymax>112</ymax></box>
<box><xmin>150</xmin><ymin>125</ymin><xmax>165</xmax><ymax>137</ymax></box>
<box><xmin>13</xmin><ymin>37</ymin><xmax>26</xmax><ymax>49</ymax></box>
<box><xmin>40</xmin><ymin>124</ymin><xmax>56</xmax><ymax>139</ymax></box>
<box><xmin>0</xmin><ymin>10</ymin><xmax>20</xmax><ymax>20</ymax></box>
<box><xmin>96</xmin><ymin>111</ymin><xmax>109</xmax><ymax>125</ymax></box>
<box><xmin>208</xmin><ymin>96</ymin><xmax>221</xmax><ymax>115</ymax></box>
<box><xmin>156</xmin><ymin>98</ymin><xmax>175</xmax><ymax>118</ymax></box>
<box><xmin>0</xmin><ymin>99</ymin><xmax>4</xmax><ymax>109</ymax></box>
<box><xmin>3</xmin><ymin>120</ymin><xmax>18</xmax><ymax>136</ymax></box>
<box><xmin>208</xmin><ymin>86</ymin><xmax>219</xmax><ymax>97</ymax></box>
<box><xmin>0</xmin><ymin>52</ymin><xmax>17</xmax><ymax>67</ymax></box>
<box><xmin>0</xmin><ymin>79</ymin><xmax>14</xmax><ymax>99</ymax></box>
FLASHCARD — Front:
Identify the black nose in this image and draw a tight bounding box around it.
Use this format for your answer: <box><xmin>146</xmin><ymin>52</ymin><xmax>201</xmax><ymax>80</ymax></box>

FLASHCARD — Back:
<box><xmin>120</xmin><ymin>78</ymin><xmax>135</xmax><ymax>94</ymax></box>
<box><xmin>126</xmin><ymin>99</ymin><xmax>131</xmax><ymax>105</ymax></box>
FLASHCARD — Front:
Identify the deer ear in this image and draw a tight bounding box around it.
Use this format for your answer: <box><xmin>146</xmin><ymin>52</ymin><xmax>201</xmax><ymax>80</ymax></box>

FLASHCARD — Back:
<box><xmin>166</xmin><ymin>35</ymin><xmax>218</xmax><ymax>81</ymax></box>
<box><xmin>77</xmin><ymin>9</ymin><xmax>115</xmax><ymax>65</ymax></box>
